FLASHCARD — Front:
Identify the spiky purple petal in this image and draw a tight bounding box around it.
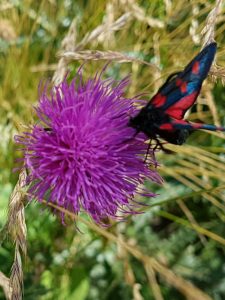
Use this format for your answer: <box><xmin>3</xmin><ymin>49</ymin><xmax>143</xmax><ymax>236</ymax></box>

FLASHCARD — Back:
<box><xmin>16</xmin><ymin>71</ymin><xmax>162</xmax><ymax>224</ymax></box>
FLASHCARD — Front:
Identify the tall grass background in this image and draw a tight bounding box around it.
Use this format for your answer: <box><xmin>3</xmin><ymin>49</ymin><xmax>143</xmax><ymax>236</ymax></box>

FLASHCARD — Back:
<box><xmin>0</xmin><ymin>0</ymin><xmax>225</xmax><ymax>299</ymax></box>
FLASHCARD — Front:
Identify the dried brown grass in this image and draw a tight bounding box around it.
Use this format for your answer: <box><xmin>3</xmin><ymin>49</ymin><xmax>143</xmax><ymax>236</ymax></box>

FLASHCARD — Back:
<box><xmin>0</xmin><ymin>2</ymin><xmax>14</xmax><ymax>12</ymax></box>
<box><xmin>0</xmin><ymin>19</ymin><xmax>17</xmax><ymax>41</ymax></box>
<box><xmin>0</xmin><ymin>271</ymin><xmax>11</xmax><ymax>300</ymax></box>
<box><xmin>201</xmin><ymin>0</ymin><xmax>222</xmax><ymax>47</ymax></box>
<box><xmin>59</xmin><ymin>49</ymin><xmax>159</xmax><ymax>69</ymax></box>
<box><xmin>120</xmin><ymin>0</ymin><xmax>164</xmax><ymax>28</ymax></box>
<box><xmin>75</xmin><ymin>12</ymin><xmax>131</xmax><ymax>51</ymax></box>
<box><xmin>202</xmin><ymin>0</ymin><xmax>225</xmax><ymax>84</ymax></box>
<box><xmin>52</xmin><ymin>19</ymin><xmax>78</xmax><ymax>85</ymax></box>
<box><xmin>7</xmin><ymin>170</ymin><xmax>27</xmax><ymax>300</ymax></box>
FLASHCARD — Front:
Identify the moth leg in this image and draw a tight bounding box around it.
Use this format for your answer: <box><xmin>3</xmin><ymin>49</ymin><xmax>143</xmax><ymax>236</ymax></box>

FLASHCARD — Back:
<box><xmin>144</xmin><ymin>139</ymin><xmax>160</xmax><ymax>166</ymax></box>
<box><xmin>154</xmin><ymin>138</ymin><xmax>174</xmax><ymax>154</ymax></box>
<box><xmin>144</xmin><ymin>141</ymin><xmax>152</xmax><ymax>163</ymax></box>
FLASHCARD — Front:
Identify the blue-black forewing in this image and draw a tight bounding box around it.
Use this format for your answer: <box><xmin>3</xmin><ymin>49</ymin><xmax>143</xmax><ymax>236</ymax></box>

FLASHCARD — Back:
<box><xmin>150</xmin><ymin>42</ymin><xmax>217</xmax><ymax>120</ymax></box>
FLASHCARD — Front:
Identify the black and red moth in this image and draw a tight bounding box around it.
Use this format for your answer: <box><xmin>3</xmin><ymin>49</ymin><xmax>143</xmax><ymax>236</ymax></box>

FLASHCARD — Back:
<box><xmin>129</xmin><ymin>42</ymin><xmax>225</xmax><ymax>148</ymax></box>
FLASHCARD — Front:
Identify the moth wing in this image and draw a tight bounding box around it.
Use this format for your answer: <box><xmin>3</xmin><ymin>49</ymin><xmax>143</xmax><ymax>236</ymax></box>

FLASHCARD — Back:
<box><xmin>159</xmin><ymin>120</ymin><xmax>225</xmax><ymax>132</ymax></box>
<box><xmin>150</xmin><ymin>43</ymin><xmax>217</xmax><ymax>120</ymax></box>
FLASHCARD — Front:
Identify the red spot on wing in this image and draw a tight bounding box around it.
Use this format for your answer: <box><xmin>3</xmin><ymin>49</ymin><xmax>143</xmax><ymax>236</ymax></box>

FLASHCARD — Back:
<box><xmin>172</xmin><ymin>119</ymin><xmax>189</xmax><ymax>125</ymax></box>
<box><xmin>151</xmin><ymin>93</ymin><xmax>167</xmax><ymax>107</ymax></box>
<box><xmin>180</xmin><ymin>82</ymin><xmax>187</xmax><ymax>93</ymax></box>
<box><xmin>192</xmin><ymin>123</ymin><xmax>203</xmax><ymax>129</ymax></box>
<box><xmin>176</xmin><ymin>78</ymin><xmax>182</xmax><ymax>86</ymax></box>
<box><xmin>192</xmin><ymin>61</ymin><xmax>199</xmax><ymax>74</ymax></box>
<box><xmin>165</xmin><ymin>91</ymin><xmax>198</xmax><ymax>119</ymax></box>
<box><xmin>159</xmin><ymin>123</ymin><xmax>174</xmax><ymax>131</ymax></box>
<box><xmin>176</xmin><ymin>78</ymin><xmax>187</xmax><ymax>93</ymax></box>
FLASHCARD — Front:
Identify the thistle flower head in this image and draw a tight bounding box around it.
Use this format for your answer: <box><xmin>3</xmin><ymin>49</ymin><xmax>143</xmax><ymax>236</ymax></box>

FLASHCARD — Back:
<box><xmin>16</xmin><ymin>70</ymin><xmax>162</xmax><ymax>224</ymax></box>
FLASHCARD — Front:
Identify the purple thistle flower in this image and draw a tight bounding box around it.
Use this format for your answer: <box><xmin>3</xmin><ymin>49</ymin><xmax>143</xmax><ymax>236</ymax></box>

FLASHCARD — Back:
<box><xmin>16</xmin><ymin>70</ymin><xmax>162</xmax><ymax>224</ymax></box>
